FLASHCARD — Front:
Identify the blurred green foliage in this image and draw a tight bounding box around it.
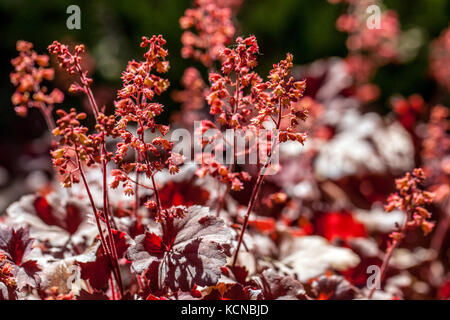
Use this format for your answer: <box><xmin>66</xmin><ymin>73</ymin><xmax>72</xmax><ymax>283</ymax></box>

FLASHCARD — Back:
<box><xmin>0</xmin><ymin>0</ymin><xmax>449</xmax><ymax>143</ymax></box>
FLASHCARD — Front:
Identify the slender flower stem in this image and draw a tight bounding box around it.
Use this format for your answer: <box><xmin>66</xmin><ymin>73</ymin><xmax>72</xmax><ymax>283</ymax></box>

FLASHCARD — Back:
<box><xmin>110</xmin><ymin>276</ymin><xmax>116</xmax><ymax>300</ymax></box>
<box><xmin>76</xmin><ymin>152</ymin><xmax>109</xmax><ymax>255</ymax></box>
<box><xmin>216</xmin><ymin>184</ymin><xmax>228</xmax><ymax>217</ymax></box>
<box><xmin>430</xmin><ymin>202</ymin><xmax>450</xmax><ymax>255</ymax></box>
<box><xmin>85</xmin><ymin>87</ymin><xmax>99</xmax><ymax>117</ymax></box>
<box><xmin>134</xmin><ymin>151</ymin><xmax>140</xmax><ymax>217</ymax></box>
<box><xmin>76</xmin><ymin>65</ymin><xmax>99</xmax><ymax>117</ymax></box>
<box><xmin>78</xmin><ymin>157</ymin><xmax>123</xmax><ymax>297</ymax></box>
<box><xmin>75</xmin><ymin>64</ymin><xmax>115</xmax><ymax>228</ymax></box>
<box><xmin>151</xmin><ymin>174</ymin><xmax>163</xmax><ymax>218</ymax></box>
<box><xmin>75</xmin><ymin>70</ymin><xmax>123</xmax><ymax>296</ymax></box>
<box><xmin>232</xmin><ymin>170</ymin><xmax>265</xmax><ymax>267</ymax></box>
<box><xmin>367</xmin><ymin>240</ymin><xmax>400</xmax><ymax>299</ymax></box>
<box><xmin>232</xmin><ymin>100</ymin><xmax>282</xmax><ymax>267</ymax></box>
<box><xmin>368</xmin><ymin>212</ymin><xmax>409</xmax><ymax>299</ymax></box>
<box><xmin>101</xmin><ymin>150</ymin><xmax>124</xmax><ymax>296</ymax></box>
<box><xmin>75</xmin><ymin>151</ymin><xmax>122</xmax><ymax>295</ymax></box>
<box><xmin>216</xmin><ymin>74</ymin><xmax>239</xmax><ymax>217</ymax></box>
<box><xmin>38</xmin><ymin>104</ymin><xmax>56</xmax><ymax>132</ymax></box>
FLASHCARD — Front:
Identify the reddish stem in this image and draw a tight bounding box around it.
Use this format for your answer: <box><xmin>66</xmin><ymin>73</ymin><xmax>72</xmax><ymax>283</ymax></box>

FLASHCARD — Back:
<box><xmin>76</xmin><ymin>64</ymin><xmax>99</xmax><ymax>117</ymax></box>
<box><xmin>101</xmin><ymin>151</ymin><xmax>124</xmax><ymax>296</ymax></box>
<box><xmin>134</xmin><ymin>151</ymin><xmax>140</xmax><ymax>217</ymax></box>
<box><xmin>151</xmin><ymin>174</ymin><xmax>163</xmax><ymax>219</ymax></box>
<box><xmin>217</xmin><ymin>74</ymin><xmax>240</xmax><ymax>217</ymax></box>
<box><xmin>75</xmin><ymin>65</ymin><xmax>123</xmax><ymax>296</ymax></box>
<box><xmin>75</xmin><ymin>151</ymin><xmax>122</xmax><ymax>293</ymax></box>
<box><xmin>232</xmin><ymin>171</ymin><xmax>265</xmax><ymax>267</ymax></box>
<box><xmin>367</xmin><ymin>238</ymin><xmax>401</xmax><ymax>299</ymax></box>
<box><xmin>110</xmin><ymin>276</ymin><xmax>116</xmax><ymax>300</ymax></box>
<box><xmin>232</xmin><ymin>100</ymin><xmax>282</xmax><ymax>267</ymax></box>
<box><xmin>430</xmin><ymin>208</ymin><xmax>450</xmax><ymax>255</ymax></box>
<box><xmin>216</xmin><ymin>184</ymin><xmax>228</xmax><ymax>217</ymax></box>
<box><xmin>368</xmin><ymin>210</ymin><xmax>410</xmax><ymax>299</ymax></box>
<box><xmin>38</xmin><ymin>104</ymin><xmax>56</xmax><ymax>132</ymax></box>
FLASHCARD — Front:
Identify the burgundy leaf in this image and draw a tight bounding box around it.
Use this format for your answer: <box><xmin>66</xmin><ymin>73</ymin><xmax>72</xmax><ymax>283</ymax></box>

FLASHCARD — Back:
<box><xmin>159</xmin><ymin>181</ymin><xmax>210</xmax><ymax>209</ymax></box>
<box><xmin>78</xmin><ymin>254</ymin><xmax>111</xmax><ymax>291</ymax></box>
<box><xmin>127</xmin><ymin>206</ymin><xmax>232</xmax><ymax>292</ymax></box>
<box><xmin>77</xmin><ymin>229</ymin><xmax>130</xmax><ymax>291</ymax></box>
<box><xmin>76</xmin><ymin>289</ymin><xmax>110</xmax><ymax>300</ymax></box>
<box><xmin>311</xmin><ymin>274</ymin><xmax>357</xmax><ymax>300</ymax></box>
<box><xmin>0</xmin><ymin>226</ymin><xmax>33</xmax><ymax>265</ymax></box>
<box><xmin>64</xmin><ymin>203</ymin><xmax>84</xmax><ymax>235</ymax></box>
<box><xmin>0</xmin><ymin>226</ymin><xmax>41</xmax><ymax>289</ymax></box>
<box><xmin>33</xmin><ymin>196</ymin><xmax>59</xmax><ymax>227</ymax></box>
<box><xmin>255</xmin><ymin>269</ymin><xmax>308</xmax><ymax>300</ymax></box>
<box><xmin>227</xmin><ymin>266</ymin><xmax>249</xmax><ymax>285</ymax></box>
<box><xmin>33</xmin><ymin>196</ymin><xmax>83</xmax><ymax>235</ymax></box>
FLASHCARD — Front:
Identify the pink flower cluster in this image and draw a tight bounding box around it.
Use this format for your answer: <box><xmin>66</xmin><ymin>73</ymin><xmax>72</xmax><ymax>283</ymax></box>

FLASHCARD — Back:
<box><xmin>180</xmin><ymin>0</ymin><xmax>238</xmax><ymax>67</ymax></box>
<box><xmin>430</xmin><ymin>25</ymin><xmax>450</xmax><ymax>91</ymax></box>
<box><xmin>10</xmin><ymin>41</ymin><xmax>63</xmax><ymax>128</ymax></box>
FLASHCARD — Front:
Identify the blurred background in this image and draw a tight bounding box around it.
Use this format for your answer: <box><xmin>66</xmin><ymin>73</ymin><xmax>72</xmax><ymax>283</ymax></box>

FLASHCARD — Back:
<box><xmin>0</xmin><ymin>0</ymin><xmax>449</xmax><ymax>209</ymax></box>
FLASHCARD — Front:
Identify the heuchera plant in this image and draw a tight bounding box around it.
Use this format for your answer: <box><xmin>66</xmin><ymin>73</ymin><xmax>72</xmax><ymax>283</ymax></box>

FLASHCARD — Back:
<box><xmin>2</xmin><ymin>0</ymin><xmax>446</xmax><ymax>301</ymax></box>
<box><xmin>368</xmin><ymin>168</ymin><xmax>434</xmax><ymax>299</ymax></box>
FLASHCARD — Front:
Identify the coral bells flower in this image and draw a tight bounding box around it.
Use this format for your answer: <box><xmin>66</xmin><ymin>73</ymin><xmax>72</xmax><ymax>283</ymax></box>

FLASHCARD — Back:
<box><xmin>347</xmin><ymin>10</ymin><xmax>400</xmax><ymax>62</ymax></box>
<box><xmin>51</xmin><ymin>108</ymin><xmax>98</xmax><ymax>187</ymax></box>
<box><xmin>200</xmin><ymin>36</ymin><xmax>308</xmax><ymax>194</ymax></box>
<box><xmin>115</xmin><ymin>35</ymin><xmax>170</xmax><ymax>122</ymax></box>
<box><xmin>171</xmin><ymin>67</ymin><xmax>207</xmax><ymax>125</ymax></box>
<box><xmin>385</xmin><ymin>168</ymin><xmax>435</xmax><ymax>236</ymax></box>
<box><xmin>180</xmin><ymin>0</ymin><xmax>237</xmax><ymax>67</ymax></box>
<box><xmin>207</xmin><ymin>35</ymin><xmax>261</xmax><ymax>128</ymax></box>
<box><xmin>252</xmin><ymin>53</ymin><xmax>308</xmax><ymax>144</ymax></box>
<box><xmin>197</xmin><ymin>36</ymin><xmax>263</xmax><ymax>191</ymax></box>
<box><xmin>391</xmin><ymin>94</ymin><xmax>425</xmax><ymax>131</ymax></box>
<box><xmin>173</xmin><ymin>67</ymin><xmax>206</xmax><ymax>112</ymax></box>
<box><xmin>204</xmin><ymin>36</ymin><xmax>309</xmax><ymax>266</ymax></box>
<box><xmin>48</xmin><ymin>42</ymin><xmax>91</xmax><ymax>87</ymax></box>
<box><xmin>333</xmin><ymin>1</ymin><xmax>401</xmax><ymax>65</ymax></box>
<box><xmin>330</xmin><ymin>1</ymin><xmax>403</xmax><ymax>103</ymax></box>
<box><xmin>430</xmin><ymin>26</ymin><xmax>450</xmax><ymax>91</ymax></box>
<box><xmin>422</xmin><ymin>105</ymin><xmax>450</xmax><ymax>205</ymax></box>
<box><xmin>369</xmin><ymin>168</ymin><xmax>434</xmax><ymax>299</ymax></box>
<box><xmin>112</xmin><ymin>36</ymin><xmax>183</xmax><ymax>209</ymax></box>
<box><xmin>0</xmin><ymin>252</ymin><xmax>17</xmax><ymax>291</ymax></box>
<box><xmin>10</xmin><ymin>40</ymin><xmax>63</xmax><ymax>129</ymax></box>
<box><xmin>48</xmin><ymin>41</ymin><xmax>101</xmax><ymax>117</ymax></box>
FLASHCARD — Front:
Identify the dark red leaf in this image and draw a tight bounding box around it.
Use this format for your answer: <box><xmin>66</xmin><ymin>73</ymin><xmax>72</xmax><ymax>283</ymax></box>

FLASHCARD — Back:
<box><xmin>33</xmin><ymin>196</ymin><xmax>83</xmax><ymax>235</ymax></box>
<box><xmin>127</xmin><ymin>206</ymin><xmax>232</xmax><ymax>292</ymax></box>
<box><xmin>143</xmin><ymin>232</ymin><xmax>164</xmax><ymax>257</ymax></box>
<box><xmin>64</xmin><ymin>203</ymin><xmax>83</xmax><ymax>235</ymax></box>
<box><xmin>76</xmin><ymin>289</ymin><xmax>110</xmax><ymax>300</ymax></box>
<box><xmin>0</xmin><ymin>226</ymin><xmax>41</xmax><ymax>289</ymax></box>
<box><xmin>340</xmin><ymin>257</ymin><xmax>382</xmax><ymax>287</ymax></box>
<box><xmin>256</xmin><ymin>269</ymin><xmax>307</xmax><ymax>300</ymax></box>
<box><xmin>159</xmin><ymin>181</ymin><xmax>210</xmax><ymax>209</ymax></box>
<box><xmin>438</xmin><ymin>280</ymin><xmax>450</xmax><ymax>300</ymax></box>
<box><xmin>315</xmin><ymin>211</ymin><xmax>366</xmax><ymax>242</ymax></box>
<box><xmin>311</xmin><ymin>274</ymin><xmax>357</xmax><ymax>300</ymax></box>
<box><xmin>77</xmin><ymin>229</ymin><xmax>130</xmax><ymax>291</ymax></box>
<box><xmin>78</xmin><ymin>254</ymin><xmax>111</xmax><ymax>291</ymax></box>
<box><xmin>33</xmin><ymin>196</ymin><xmax>58</xmax><ymax>227</ymax></box>
<box><xmin>227</xmin><ymin>266</ymin><xmax>249</xmax><ymax>285</ymax></box>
